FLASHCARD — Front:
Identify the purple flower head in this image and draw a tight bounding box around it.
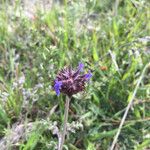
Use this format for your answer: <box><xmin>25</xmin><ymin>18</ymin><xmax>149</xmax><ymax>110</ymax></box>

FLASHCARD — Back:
<box><xmin>53</xmin><ymin>63</ymin><xmax>92</xmax><ymax>97</ymax></box>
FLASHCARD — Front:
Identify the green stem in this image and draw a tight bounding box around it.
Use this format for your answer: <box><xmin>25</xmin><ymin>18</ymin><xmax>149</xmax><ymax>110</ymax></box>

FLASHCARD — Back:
<box><xmin>58</xmin><ymin>96</ymin><xmax>71</xmax><ymax>150</ymax></box>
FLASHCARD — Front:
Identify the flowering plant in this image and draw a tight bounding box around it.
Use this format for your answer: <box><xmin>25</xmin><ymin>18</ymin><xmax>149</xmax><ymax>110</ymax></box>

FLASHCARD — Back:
<box><xmin>53</xmin><ymin>63</ymin><xmax>92</xmax><ymax>150</ymax></box>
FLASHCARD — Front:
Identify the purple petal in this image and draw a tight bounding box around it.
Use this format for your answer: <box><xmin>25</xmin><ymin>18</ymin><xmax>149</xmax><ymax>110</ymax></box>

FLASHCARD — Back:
<box><xmin>54</xmin><ymin>80</ymin><xmax>62</xmax><ymax>87</ymax></box>
<box><xmin>85</xmin><ymin>71</ymin><xmax>92</xmax><ymax>80</ymax></box>
<box><xmin>78</xmin><ymin>62</ymin><xmax>84</xmax><ymax>72</ymax></box>
<box><xmin>54</xmin><ymin>80</ymin><xmax>62</xmax><ymax>96</ymax></box>
<box><xmin>56</xmin><ymin>89</ymin><xmax>61</xmax><ymax>96</ymax></box>
<box><xmin>73</xmin><ymin>63</ymin><xmax>84</xmax><ymax>79</ymax></box>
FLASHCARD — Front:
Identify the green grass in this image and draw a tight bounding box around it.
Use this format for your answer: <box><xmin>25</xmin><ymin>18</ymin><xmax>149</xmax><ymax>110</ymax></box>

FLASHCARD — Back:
<box><xmin>0</xmin><ymin>0</ymin><xmax>150</xmax><ymax>149</ymax></box>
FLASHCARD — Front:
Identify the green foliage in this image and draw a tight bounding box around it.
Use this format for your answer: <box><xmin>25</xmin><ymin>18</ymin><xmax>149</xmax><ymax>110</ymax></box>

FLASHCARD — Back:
<box><xmin>0</xmin><ymin>0</ymin><xmax>150</xmax><ymax>149</ymax></box>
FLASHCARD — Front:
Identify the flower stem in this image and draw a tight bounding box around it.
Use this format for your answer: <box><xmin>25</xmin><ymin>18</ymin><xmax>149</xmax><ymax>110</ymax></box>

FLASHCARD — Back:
<box><xmin>58</xmin><ymin>96</ymin><xmax>71</xmax><ymax>150</ymax></box>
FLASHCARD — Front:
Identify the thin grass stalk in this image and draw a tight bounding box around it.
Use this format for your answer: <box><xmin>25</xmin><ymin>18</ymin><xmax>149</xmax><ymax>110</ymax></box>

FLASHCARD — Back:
<box><xmin>109</xmin><ymin>62</ymin><xmax>150</xmax><ymax>150</ymax></box>
<box><xmin>114</xmin><ymin>0</ymin><xmax>119</xmax><ymax>16</ymax></box>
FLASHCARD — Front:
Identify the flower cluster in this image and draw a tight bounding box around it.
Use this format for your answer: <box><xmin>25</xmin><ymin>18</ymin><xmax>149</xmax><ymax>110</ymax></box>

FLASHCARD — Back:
<box><xmin>54</xmin><ymin>63</ymin><xmax>92</xmax><ymax>97</ymax></box>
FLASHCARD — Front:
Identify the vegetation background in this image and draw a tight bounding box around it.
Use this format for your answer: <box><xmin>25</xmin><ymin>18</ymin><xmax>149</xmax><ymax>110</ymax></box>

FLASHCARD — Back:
<box><xmin>0</xmin><ymin>0</ymin><xmax>150</xmax><ymax>149</ymax></box>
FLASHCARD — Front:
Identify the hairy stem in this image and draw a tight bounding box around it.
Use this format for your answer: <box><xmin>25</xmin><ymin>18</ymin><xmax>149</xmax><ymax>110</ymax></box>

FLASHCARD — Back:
<box><xmin>58</xmin><ymin>96</ymin><xmax>71</xmax><ymax>150</ymax></box>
